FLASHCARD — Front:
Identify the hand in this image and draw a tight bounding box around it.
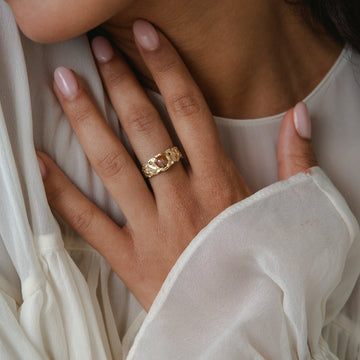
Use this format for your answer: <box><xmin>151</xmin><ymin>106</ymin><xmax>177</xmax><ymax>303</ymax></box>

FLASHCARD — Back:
<box><xmin>36</xmin><ymin>20</ymin><xmax>317</xmax><ymax>311</ymax></box>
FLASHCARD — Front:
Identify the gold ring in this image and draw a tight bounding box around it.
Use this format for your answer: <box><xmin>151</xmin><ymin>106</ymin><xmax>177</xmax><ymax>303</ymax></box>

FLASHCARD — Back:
<box><xmin>141</xmin><ymin>147</ymin><xmax>183</xmax><ymax>178</ymax></box>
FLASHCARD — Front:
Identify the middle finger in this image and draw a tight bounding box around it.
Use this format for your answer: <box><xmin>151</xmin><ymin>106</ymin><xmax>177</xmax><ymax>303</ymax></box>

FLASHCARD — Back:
<box><xmin>91</xmin><ymin>36</ymin><xmax>187</xmax><ymax>188</ymax></box>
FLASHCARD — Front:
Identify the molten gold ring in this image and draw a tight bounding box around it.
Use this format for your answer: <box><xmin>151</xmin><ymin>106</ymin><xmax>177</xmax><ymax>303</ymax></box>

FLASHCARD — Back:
<box><xmin>141</xmin><ymin>147</ymin><xmax>183</xmax><ymax>178</ymax></box>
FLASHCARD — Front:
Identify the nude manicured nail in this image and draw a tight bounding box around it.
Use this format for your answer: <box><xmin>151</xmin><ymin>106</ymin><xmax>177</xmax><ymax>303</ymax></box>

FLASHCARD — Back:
<box><xmin>37</xmin><ymin>155</ymin><xmax>47</xmax><ymax>179</ymax></box>
<box><xmin>294</xmin><ymin>102</ymin><xmax>311</xmax><ymax>139</ymax></box>
<box><xmin>133</xmin><ymin>20</ymin><xmax>160</xmax><ymax>51</ymax></box>
<box><xmin>92</xmin><ymin>36</ymin><xmax>114</xmax><ymax>63</ymax></box>
<box><xmin>54</xmin><ymin>67</ymin><xmax>79</xmax><ymax>99</ymax></box>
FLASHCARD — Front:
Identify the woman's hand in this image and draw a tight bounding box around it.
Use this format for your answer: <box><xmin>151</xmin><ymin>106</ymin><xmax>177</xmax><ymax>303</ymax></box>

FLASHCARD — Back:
<box><xmin>36</xmin><ymin>20</ymin><xmax>317</xmax><ymax>311</ymax></box>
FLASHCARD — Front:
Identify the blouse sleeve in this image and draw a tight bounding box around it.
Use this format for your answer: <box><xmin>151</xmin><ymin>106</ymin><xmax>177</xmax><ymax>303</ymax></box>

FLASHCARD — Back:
<box><xmin>126</xmin><ymin>167</ymin><xmax>360</xmax><ymax>360</ymax></box>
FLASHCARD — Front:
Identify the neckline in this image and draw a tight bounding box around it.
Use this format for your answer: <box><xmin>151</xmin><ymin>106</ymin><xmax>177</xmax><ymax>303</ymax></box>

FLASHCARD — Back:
<box><xmin>214</xmin><ymin>45</ymin><xmax>351</xmax><ymax>126</ymax></box>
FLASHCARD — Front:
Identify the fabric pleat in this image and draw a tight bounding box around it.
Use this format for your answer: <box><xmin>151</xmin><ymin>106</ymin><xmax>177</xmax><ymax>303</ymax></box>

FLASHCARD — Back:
<box><xmin>0</xmin><ymin>1</ymin><xmax>360</xmax><ymax>358</ymax></box>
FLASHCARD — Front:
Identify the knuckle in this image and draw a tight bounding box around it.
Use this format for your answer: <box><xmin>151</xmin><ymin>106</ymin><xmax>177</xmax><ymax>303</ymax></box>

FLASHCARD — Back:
<box><xmin>127</xmin><ymin>107</ymin><xmax>158</xmax><ymax>136</ymax></box>
<box><xmin>169</xmin><ymin>93</ymin><xmax>202</xmax><ymax>118</ymax></box>
<box><xmin>155</xmin><ymin>57</ymin><xmax>178</xmax><ymax>75</ymax></box>
<box><xmin>71</xmin><ymin>103</ymin><xmax>94</xmax><ymax>125</ymax></box>
<box><xmin>289</xmin><ymin>150</ymin><xmax>317</xmax><ymax>168</ymax></box>
<box><xmin>201</xmin><ymin>168</ymin><xmax>240</xmax><ymax>207</ymax></box>
<box><xmin>292</xmin><ymin>157</ymin><xmax>307</xmax><ymax>171</ymax></box>
<box><xmin>105</xmin><ymin>67</ymin><xmax>130</xmax><ymax>89</ymax></box>
<box><xmin>220</xmin><ymin>185</ymin><xmax>237</xmax><ymax>206</ymax></box>
<box><xmin>46</xmin><ymin>183</ymin><xmax>67</xmax><ymax>205</ymax></box>
<box><xmin>306</xmin><ymin>145</ymin><xmax>318</xmax><ymax>166</ymax></box>
<box><xmin>71</xmin><ymin>207</ymin><xmax>94</xmax><ymax>234</ymax></box>
<box><xmin>96</xmin><ymin>151</ymin><xmax>127</xmax><ymax>178</ymax></box>
<box><xmin>208</xmin><ymin>178</ymin><xmax>234</xmax><ymax>204</ymax></box>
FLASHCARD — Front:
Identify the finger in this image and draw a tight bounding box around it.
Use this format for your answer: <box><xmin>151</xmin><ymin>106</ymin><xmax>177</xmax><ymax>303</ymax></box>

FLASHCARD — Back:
<box><xmin>277</xmin><ymin>102</ymin><xmax>318</xmax><ymax>180</ymax></box>
<box><xmin>36</xmin><ymin>151</ymin><xmax>133</xmax><ymax>269</ymax></box>
<box><xmin>53</xmin><ymin>66</ymin><xmax>156</xmax><ymax>225</ymax></box>
<box><xmin>132</xmin><ymin>20</ymin><xmax>226</xmax><ymax>173</ymax></box>
<box><xmin>90</xmin><ymin>36</ymin><xmax>186</xmax><ymax>186</ymax></box>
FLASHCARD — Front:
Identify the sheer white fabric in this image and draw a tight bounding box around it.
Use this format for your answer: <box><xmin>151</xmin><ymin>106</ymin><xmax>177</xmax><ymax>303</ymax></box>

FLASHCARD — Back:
<box><xmin>0</xmin><ymin>1</ymin><xmax>360</xmax><ymax>359</ymax></box>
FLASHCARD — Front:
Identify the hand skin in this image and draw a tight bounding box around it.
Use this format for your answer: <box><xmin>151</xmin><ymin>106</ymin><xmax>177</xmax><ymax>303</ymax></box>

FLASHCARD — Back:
<box><xmin>36</xmin><ymin>21</ymin><xmax>318</xmax><ymax>312</ymax></box>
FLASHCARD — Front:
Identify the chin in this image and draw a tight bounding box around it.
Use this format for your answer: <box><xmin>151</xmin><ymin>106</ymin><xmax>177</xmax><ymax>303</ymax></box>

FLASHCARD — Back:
<box><xmin>20</xmin><ymin>28</ymin><xmax>73</xmax><ymax>44</ymax></box>
<box><xmin>19</xmin><ymin>30</ymin><xmax>77</xmax><ymax>45</ymax></box>
<box><xmin>9</xmin><ymin>7</ymin><xmax>101</xmax><ymax>44</ymax></box>
<box><xmin>8</xmin><ymin>0</ymin><xmax>132</xmax><ymax>44</ymax></box>
<box><xmin>16</xmin><ymin>18</ymin><xmax>92</xmax><ymax>44</ymax></box>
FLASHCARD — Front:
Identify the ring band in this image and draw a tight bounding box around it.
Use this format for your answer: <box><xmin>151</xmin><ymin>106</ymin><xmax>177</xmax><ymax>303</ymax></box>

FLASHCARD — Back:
<box><xmin>141</xmin><ymin>146</ymin><xmax>183</xmax><ymax>178</ymax></box>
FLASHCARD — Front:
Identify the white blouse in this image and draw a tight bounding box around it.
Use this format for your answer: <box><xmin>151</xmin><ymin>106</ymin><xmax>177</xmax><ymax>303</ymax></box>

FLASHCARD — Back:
<box><xmin>0</xmin><ymin>1</ymin><xmax>359</xmax><ymax>359</ymax></box>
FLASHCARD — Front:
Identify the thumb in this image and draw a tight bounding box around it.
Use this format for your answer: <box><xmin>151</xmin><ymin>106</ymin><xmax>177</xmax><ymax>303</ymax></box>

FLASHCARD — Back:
<box><xmin>278</xmin><ymin>102</ymin><xmax>318</xmax><ymax>180</ymax></box>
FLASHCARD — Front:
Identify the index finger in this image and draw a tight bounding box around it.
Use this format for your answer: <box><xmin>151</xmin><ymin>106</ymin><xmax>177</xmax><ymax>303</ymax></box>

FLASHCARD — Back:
<box><xmin>133</xmin><ymin>20</ymin><xmax>226</xmax><ymax>172</ymax></box>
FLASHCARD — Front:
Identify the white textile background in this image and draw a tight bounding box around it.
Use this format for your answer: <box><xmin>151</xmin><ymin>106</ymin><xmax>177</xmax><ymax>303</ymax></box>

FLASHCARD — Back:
<box><xmin>0</xmin><ymin>1</ymin><xmax>360</xmax><ymax>358</ymax></box>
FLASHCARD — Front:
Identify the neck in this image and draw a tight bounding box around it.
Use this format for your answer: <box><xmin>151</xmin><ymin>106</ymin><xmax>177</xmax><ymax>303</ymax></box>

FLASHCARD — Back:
<box><xmin>101</xmin><ymin>0</ymin><xmax>342</xmax><ymax>119</ymax></box>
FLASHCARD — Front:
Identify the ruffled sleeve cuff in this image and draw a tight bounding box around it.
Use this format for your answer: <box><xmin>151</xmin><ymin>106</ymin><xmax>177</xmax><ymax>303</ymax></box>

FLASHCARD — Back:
<box><xmin>127</xmin><ymin>167</ymin><xmax>360</xmax><ymax>360</ymax></box>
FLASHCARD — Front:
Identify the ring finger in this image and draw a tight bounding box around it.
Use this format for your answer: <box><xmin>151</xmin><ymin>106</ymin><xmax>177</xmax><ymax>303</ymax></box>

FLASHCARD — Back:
<box><xmin>53</xmin><ymin>67</ymin><xmax>156</xmax><ymax>226</ymax></box>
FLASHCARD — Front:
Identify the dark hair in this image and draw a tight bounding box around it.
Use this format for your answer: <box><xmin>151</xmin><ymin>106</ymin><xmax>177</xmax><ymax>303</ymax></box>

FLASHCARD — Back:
<box><xmin>296</xmin><ymin>0</ymin><xmax>360</xmax><ymax>51</ymax></box>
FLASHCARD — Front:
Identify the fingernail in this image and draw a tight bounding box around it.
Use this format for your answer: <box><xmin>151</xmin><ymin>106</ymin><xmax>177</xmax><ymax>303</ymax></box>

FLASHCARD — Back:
<box><xmin>37</xmin><ymin>155</ymin><xmax>47</xmax><ymax>179</ymax></box>
<box><xmin>54</xmin><ymin>67</ymin><xmax>79</xmax><ymax>99</ymax></box>
<box><xmin>294</xmin><ymin>102</ymin><xmax>311</xmax><ymax>139</ymax></box>
<box><xmin>133</xmin><ymin>20</ymin><xmax>160</xmax><ymax>51</ymax></box>
<box><xmin>91</xmin><ymin>36</ymin><xmax>114</xmax><ymax>63</ymax></box>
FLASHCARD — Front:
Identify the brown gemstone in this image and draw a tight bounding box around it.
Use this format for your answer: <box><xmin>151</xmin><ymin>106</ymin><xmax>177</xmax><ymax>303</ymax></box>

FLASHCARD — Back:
<box><xmin>155</xmin><ymin>155</ymin><xmax>168</xmax><ymax>168</ymax></box>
